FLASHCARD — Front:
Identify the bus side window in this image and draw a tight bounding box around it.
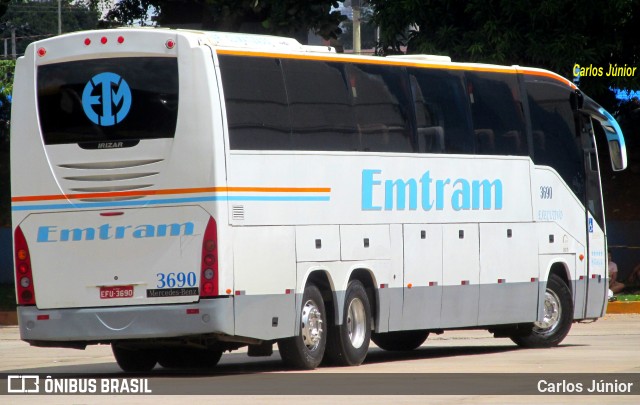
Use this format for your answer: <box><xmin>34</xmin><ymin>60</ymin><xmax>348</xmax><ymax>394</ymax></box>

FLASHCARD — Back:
<box><xmin>408</xmin><ymin>68</ymin><xmax>473</xmax><ymax>154</ymax></box>
<box><xmin>526</xmin><ymin>78</ymin><xmax>584</xmax><ymax>201</ymax></box>
<box><xmin>346</xmin><ymin>64</ymin><xmax>416</xmax><ymax>153</ymax></box>
<box><xmin>219</xmin><ymin>55</ymin><xmax>292</xmax><ymax>150</ymax></box>
<box><xmin>466</xmin><ymin>72</ymin><xmax>527</xmax><ymax>156</ymax></box>
<box><xmin>281</xmin><ymin>59</ymin><xmax>359</xmax><ymax>151</ymax></box>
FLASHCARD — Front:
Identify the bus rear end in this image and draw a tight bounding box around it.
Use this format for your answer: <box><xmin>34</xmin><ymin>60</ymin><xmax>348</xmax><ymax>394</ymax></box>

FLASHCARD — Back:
<box><xmin>10</xmin><ymin>29</ymin><xmax>232</xmax><ymax>369</ymax></box>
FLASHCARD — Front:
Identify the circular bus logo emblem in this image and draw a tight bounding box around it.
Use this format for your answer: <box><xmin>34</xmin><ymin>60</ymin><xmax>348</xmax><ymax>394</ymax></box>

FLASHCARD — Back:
<box><xmin>82</xmin><ymin>72</ymin><xmax>132</xmax><ymax>126</ymax></box>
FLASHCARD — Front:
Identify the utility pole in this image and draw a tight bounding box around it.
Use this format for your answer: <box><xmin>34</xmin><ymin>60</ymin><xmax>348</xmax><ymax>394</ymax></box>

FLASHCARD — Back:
<box><xmin>11</xmin><ymin>28</ymin><xmax>16</xmax><ymax>60</ymax></box>
<box><xmin>352</xmin><ymin>0</ymin><xmax>361</xmax><ymax>54</ymax></box>
<box><xmin>58</xmin><ymin>0</ymin><xmax>62</xmax><ymax>35</ymax></box>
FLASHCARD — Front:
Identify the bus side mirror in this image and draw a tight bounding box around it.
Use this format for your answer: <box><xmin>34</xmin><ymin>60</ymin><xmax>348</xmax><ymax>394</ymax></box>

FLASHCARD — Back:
<box><xmin>609</xmin><ymin>140</ymin><xmax>625</xmax><ymax>171</ymax></box>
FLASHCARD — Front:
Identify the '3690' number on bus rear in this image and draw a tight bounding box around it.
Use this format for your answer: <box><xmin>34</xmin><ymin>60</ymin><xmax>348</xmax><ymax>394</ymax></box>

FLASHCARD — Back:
<box><xmin>156</xmin><ymin>272</ymin><xmax>197</xmax><ymax>288</ymax></box>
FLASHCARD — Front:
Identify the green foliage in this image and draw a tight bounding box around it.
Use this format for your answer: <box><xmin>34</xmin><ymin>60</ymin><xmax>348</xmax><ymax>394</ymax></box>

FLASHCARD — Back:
<box><xmin>100</xmin><ymin>0</ymin><xmax>346</xmax><ymax>42</ymax></box>
<box><xmin>369</xmin><ymin>0</ymin><xmax>640</xmax><ymax>109</ymax></box>
<box><xmin>1</xmin><ymin>1</ymin><xmax>99</xmax><ymax>57</ymax></box>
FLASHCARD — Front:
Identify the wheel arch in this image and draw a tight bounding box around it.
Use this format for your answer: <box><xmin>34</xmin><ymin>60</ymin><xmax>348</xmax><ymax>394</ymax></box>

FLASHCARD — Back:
<box><xmin>303</xmin><ymin>269</ymin><xmax>339</xmax><ymax>331</ymax></box>
<box><xmin>348</xmin><ymin>268</ymin><xmax>377</xmax><ymax>330</ymax></box>
<box><xmin>548</xmin><ymin>261</ymin><xmax>572</xmax><ymax>296</ymax></box>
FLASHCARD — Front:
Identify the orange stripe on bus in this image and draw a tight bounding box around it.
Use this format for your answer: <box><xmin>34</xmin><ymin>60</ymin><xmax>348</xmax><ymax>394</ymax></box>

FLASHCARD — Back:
<box><xmin>216</xmin><ymin>49</ymin><xmax>577</xmax><ymax>88</ymax></box>
<box><xmin>11</xmin><ymin>186</ymin><xmax>331</xmax><ymax>203</ymax></box>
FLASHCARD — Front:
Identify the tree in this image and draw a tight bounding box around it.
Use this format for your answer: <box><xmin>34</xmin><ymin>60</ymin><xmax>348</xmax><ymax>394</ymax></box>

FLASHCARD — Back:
<box><xmin>369</xmin><ymin>0</ymin><xmax>640</xmax><ymax>111</ymax></box>
<box><xmin>1</xmin><ymin>1</ymin><xmax>100</xmax><ymax>57</ymax></box>
<box><xmin>100</xmin><ymin>0</ymin><xmax>346</xmax><ymax>43</ymax></box>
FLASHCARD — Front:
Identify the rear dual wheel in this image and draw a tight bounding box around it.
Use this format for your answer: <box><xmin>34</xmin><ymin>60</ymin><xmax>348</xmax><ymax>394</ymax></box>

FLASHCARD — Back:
<box><xmin>278</xmin><ymin>284</ymin><xmax>327</xmax><ymax>369</ymax></box>
<box><xmin>157</xmin><ymin>347</ymin><xmax>223</xmax><ymax>369</ymax></box>
<box><xmin>112</xmin><ymin>344</ymin><xmax>157</xmax><ymax>372</ymax></box>
<box><xmin>324</xmin><ymin>280</ymin><xmax>372</xmax><ymax>366</ymax></box>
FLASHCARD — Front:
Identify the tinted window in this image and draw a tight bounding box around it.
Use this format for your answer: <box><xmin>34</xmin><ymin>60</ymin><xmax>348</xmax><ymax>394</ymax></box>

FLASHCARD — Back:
<box><xmin>347</xmin><ymin>64</ymin><xmax>416</xmax><ymax>152</ymax></box>
<box><xmin>408</xmin><ymin>68</ymin><xmax>473</xmax><ymax>154</ymax></box>
<box><xmin>526</xmin><ymin>78</ymin><xmax>584</xmax><ymax>200</ymax></box>
<box><xmin>281</xmin><ymin>59</ymin><xmax>358</xmax><ymax>151</ymax></box>
<box><xmin>38</xmin><ymin>57</ymin><xmax>178</xmax><ymax>145</ymax></box>
<box><xmin>467</xmin><ymin>72</ymin><xmax>527</xmax><ymax>155</ymax></box>
<box><xmin>219</xmin><ymin>55</ymin><xmax>291</xmax><ymax>150</ymax></box>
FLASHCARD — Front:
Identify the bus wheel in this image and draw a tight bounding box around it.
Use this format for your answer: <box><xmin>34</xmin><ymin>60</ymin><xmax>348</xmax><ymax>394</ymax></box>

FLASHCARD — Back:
<box><xmin>324</xmin><ymin>280</ymin><xmax>372</xmax><ymax>366</ymax></box>
<box><xmin>158</xmin><ymin>348</ymin><xmax>223</xmax><ymax>369</ymax></box>
<box><xmin>112</xmin><ymin>344</ymin><xmax>157</xmax><ymax>372</ymax></box>
<box><xmin>510</xmin><ymin>274</ymin><xmax>573</xmax><ymax>348</ymax></box>
<box><xmin>278</xmin><ymin>284</ymin><xmax>326</xmax><ymax>369</ymax></box>
<box><xmin>371</xmin><ymin>330</ymin><xmax>429</xmax><ymax>351</ymax></box>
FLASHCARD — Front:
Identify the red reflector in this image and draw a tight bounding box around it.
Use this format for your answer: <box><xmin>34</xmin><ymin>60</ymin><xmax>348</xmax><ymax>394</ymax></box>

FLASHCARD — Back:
<box><xmin>580</xmin><ymin>275</ymin><xmax>585</xmax><ymax>280</ymax></box>
<box><xmin>166</xmin><ymin>39</ymin><xmax>176</xmax><ymax>49</ymax></box>
<box><xmin>37</xmin><ymin>47</ymin><xmax>46</xmax><ymax>57</ymax></box>
<box><xmin>531</xmin><ymin>277</ymin><xmax>538</xmax><ymax>282</ymax></box>
<box><xmin>100</xmin><ymin>212</ymin><xmax>124</xmax><ymax>217</ymax></box>
<box><xmin>101</xmin><ymin>36</ymin><xmax>108</xmax><ymax>44</ymax></box>
<box><xmin>592</xmin><ymin>274</ymin><xmax>598</xmax><ymax>279</ymax></box>
<box><xmin>285</xmin><ymin>289</ymin><xmax>293</xmax><ymax>294</ymax></box>
<box><xmin>498</xmin><ymin>278</ymin><xmax>506</xmax><ymax>284</ymax></box>
<box><xmin>37</xmin><ymin>315</ymin><xmax>49</xmax><ymax>321</ymax></box>
<box><xmin>84</xmin><ymin>38</ymin><xmax>91</xmax><ymax>46</ymax></box>
<box><xmin>117</xmin><ymin>36</ymin><xmax>125</xmax><ymax>44</ymax></box>
<box><xmin>18</xmin><ymin>263</ymin><xmax>29</xmax><ymax>274</ymax></box>
<box><xmin>186</xmin><ymin>309</ymin><xmax>199</xmax><ymax>315</ymax></box>
<box><xmin>461</xmin><ymin>280</ymin><xmax>469</xmax><ymax>285</ymax></box>
<box><xmin>429</xmin><ymin>281</ymin><xmax>437</xmax><ymax>286</ymax></box>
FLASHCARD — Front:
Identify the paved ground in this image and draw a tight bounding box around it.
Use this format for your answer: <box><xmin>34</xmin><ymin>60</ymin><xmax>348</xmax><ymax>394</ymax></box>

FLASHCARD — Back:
<box><xmin>0</xmin><ymin>314</ymin><xmax>639</xmax><ymax>404</ymax></box>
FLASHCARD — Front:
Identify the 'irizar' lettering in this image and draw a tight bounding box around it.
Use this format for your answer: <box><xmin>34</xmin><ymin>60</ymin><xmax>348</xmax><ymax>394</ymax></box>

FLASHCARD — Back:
<box><xmin>362</xmin><ymin>169</ymin><xmax>503</xmax><ymax>211</ymax></box>
<box><xmin>37</xmin><ymin>222</ymin><xmax>195</xmax><ymax>242</ymax></box>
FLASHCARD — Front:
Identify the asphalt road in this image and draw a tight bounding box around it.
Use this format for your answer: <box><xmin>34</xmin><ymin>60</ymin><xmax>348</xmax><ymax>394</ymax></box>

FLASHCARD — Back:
<box><xmin>1</xmin><ymin>314</ymin><xmax>639</xmax><ymax>404</ymax></box>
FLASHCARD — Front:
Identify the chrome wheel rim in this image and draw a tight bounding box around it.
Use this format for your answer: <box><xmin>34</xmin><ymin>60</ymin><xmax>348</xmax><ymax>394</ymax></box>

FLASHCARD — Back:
<box><xmin>301</xmin><ymin>299</ymin><xmax>323</xmax><ymax>351</ymax></box>
<box><xmin>533</xmin><ymin>289</ymin><xmax>562</xmax><ymax>334</ymax></box>
<box><xmin>347</xmin><ymin>297</ymin><xmax>366</xmax><ymax>349</ymax></box>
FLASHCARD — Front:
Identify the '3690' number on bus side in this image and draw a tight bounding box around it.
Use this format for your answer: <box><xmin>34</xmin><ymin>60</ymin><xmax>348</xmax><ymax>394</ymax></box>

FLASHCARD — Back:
<box><xmin>156</xmin><ymin>272</ymin><xmax>197</xmax><ymax>288</ymax></box>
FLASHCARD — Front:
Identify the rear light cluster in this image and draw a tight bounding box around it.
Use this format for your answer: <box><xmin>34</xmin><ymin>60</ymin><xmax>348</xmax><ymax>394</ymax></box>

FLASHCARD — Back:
<box><xmin>84</xmin><ymin>35</ymin><xmax>125</xmax><ymax>46</ymax></box>
<box><xmin>200</xmin><ymin>217</ymin><xmax>219</xmax><ymax>298</ymax></box>
<box><xmin>14</xmin><ymin>227</ymin><xmax>36</xmax><ymax>305</ymax></box>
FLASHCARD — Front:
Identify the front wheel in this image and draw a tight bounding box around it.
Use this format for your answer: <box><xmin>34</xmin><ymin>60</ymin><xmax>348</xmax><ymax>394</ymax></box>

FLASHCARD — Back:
<box><xmin>112</xmin><ymin>344</ymin><xmax>157</xmax><ymax>372</ymax></box>
<box><xmin>278</xmin><ymin>284</ymin><xmax>326</xmax><ymax>369</ymax></box>
<box><xmin>371</xmin><ymin>330</ymin><xmax>429</xmax><ymax>351</ymax></box>
<box><xmin>324</xmin><ymin>280</ymin><xmax>372</xmax><ymax>366</ymax></box>
<box><xmin>510</xmin><ymin>274</ymin><xmax>573</xmax><ymax>348</ymax></box>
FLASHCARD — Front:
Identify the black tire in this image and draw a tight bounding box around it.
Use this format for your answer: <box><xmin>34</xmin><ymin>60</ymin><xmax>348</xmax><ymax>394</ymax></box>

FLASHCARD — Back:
<box><xmin>510</xmin><ymin>273</ymin><xmax>573</xmax><ymax>348</ymax></box>
<box><xmin>371</xmin><ymin>330</ymin><xmax>429</xmax><ymax>351</ymax></box>
<box><xmin>278</xmin><ymin>284</ymin><xmax>327</xmax><ymax>369</ymax></box>
<box><xmin>325</xmin><ymin>280</ymin><xmax>372</xmax><ymax>366</ymax></box>
<box><xmin>112</xmin><ymin>344</ymin><xmax>157</xmax><ymax>372</ymax></box>
<box><xmin>157</xmin><ymin>347</ymin><xmax>223</xmax><ymax>369</ymax></box>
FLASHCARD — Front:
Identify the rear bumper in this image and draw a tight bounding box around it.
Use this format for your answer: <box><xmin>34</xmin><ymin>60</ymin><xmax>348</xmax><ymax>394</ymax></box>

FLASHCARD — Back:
<box><xmin>18</xmin><ymin>297</ymin><xmax>234</xmax><ymax>344</ymax></box>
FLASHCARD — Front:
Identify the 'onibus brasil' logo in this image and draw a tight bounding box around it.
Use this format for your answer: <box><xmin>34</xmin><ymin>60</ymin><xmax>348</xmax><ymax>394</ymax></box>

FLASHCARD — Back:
<box><xmin>82</xmin><ymin>72</ymin><xmax>132</xmax><ymax>126</ymax></box>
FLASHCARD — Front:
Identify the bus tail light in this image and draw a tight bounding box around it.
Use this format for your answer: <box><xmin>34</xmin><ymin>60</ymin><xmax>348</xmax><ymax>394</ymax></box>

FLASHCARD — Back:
<box><xmin>200</xmin><ymin>217</ymin><xmax>219</xmax><ymax>298</ymax></box>
<box><xmin>14</xmin><ymin>226</ymin><xmax>36</xmax><ymax>305</ymax></box>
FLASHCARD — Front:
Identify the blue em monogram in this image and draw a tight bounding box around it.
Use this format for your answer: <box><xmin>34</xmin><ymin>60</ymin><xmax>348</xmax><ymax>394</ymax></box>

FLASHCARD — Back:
<box><xmin>82</xmin><ymin>72</ymin><xmax>132</xmax><ymax>126</ymax></box>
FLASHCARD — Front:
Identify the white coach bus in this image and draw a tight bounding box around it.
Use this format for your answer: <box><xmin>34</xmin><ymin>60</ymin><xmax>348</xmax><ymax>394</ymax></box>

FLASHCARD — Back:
<box><xmin>11</xmin><ymin>29</ymin><xmax>626</xmax><ymax>371</ymax></box>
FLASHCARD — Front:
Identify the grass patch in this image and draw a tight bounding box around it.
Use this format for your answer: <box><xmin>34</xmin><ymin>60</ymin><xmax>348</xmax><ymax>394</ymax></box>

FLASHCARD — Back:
<box><xmin>0</xmin><ymin>283</ymin><xmax>16</xmax><ymax>310</ymax></box>
<box><xmin>616</xmin><ymin>293</ymin><xmax>640</xmax><ymax>302</ymax></box>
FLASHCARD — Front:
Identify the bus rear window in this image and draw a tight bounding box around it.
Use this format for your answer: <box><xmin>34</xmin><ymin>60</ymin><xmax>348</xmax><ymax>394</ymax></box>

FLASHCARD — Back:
<box><xmin>37</xmin><ymin>57</ymin><xmax>178</xmax><ymax>145</ymax></box>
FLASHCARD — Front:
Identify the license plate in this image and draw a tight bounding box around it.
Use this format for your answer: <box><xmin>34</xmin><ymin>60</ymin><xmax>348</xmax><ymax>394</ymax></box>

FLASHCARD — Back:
<box><xmin>100</xmin><ymin>285</ymin><xmax>134</xmax><ymax>299</ymax></box>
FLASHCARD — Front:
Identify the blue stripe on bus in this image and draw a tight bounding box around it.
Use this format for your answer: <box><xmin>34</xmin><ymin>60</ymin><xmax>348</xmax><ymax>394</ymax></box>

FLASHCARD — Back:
<box><xmin>11</xmin><ymin>195</ymin><xmax>331</xmax><ymax>211</ymax></box>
